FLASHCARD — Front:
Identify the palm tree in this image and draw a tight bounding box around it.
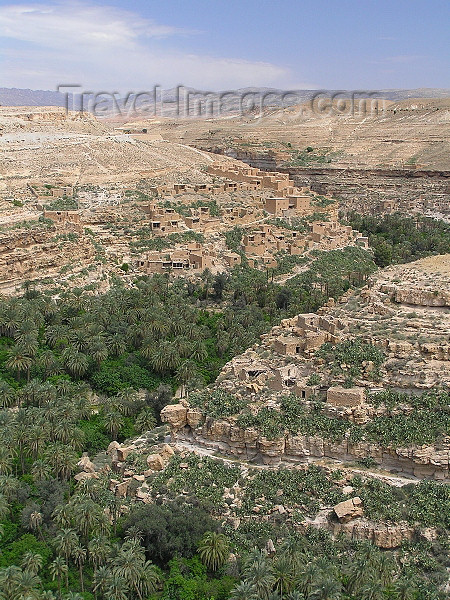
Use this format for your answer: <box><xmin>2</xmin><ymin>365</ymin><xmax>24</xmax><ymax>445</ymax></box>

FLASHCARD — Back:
<box><xmin>286</xmin><ymin>592</ymin><xmax>303</xmax><ymax>600</ymax></box>
<box><xmin>62</xmin><ymin>347</ymin><xmax>88</xmax><ymax>378</ymax></box>
<box><xmin>0</xmin><ymin>565</ymin><xmax>21</xmax><ymax>600</ymax></box>
<box><xmin>28</xmin><ymin>511</ymin><xmax>44</xmax><ymax>541</ymax></box>
<box><xmin>49</xmin><ymin>556</ymin><xmax>68</xmax><ymax>599</ymax></box>
<box><xmin>37</xmin><ymin>349</ymin><xmax>60</xmax><ymax>378</ymax></box>
<box><xmin>6</xmin><ymin>345</ymin><xmax>34</xmax><ymax>382</ymax></box>
<box><xmin>116</xmin><ymin>388</ymin><xmax>138</xmax><ymax>416</ymax></box>
<box><xmin>71</xmin><ymin>545</ymin><xmax>87</xmax><ymax>592</ymax></box>
<box><xmin>134</xmin><ymin>407</ymin><xmax>156</xmax><ymax>433</ymax></box>
<box><xmin>229</xmin><ymin>581</ymin><xmax>257</xmax><ymax>600</ymax></box>
<box><xmin>272</xmin><ymin>555</ymin><xmax>294</xmax><ymax>598</ymax></box>
<box><xmin>45</xmin><ymin>443</ymin><xmax>78</xmax><ymax>480</ymax></box>
<box><xmin>55</xmin><ymin>529</ymin><xmax>79</xmax><ymax>589</ymax></box>
<box><xmin>190</xmin><ymin>340</ymin><xmax>208</xmax><ymax>362</ymax></box>
<box><xmin>360</xmin><ymin>580</ymin><xmax>386</xmax><ymax>600</ymax></box>
<box><xmin>106</xmin><ymin>572</ymin><xmax>129</xmax><ymax>600</ymax></box>
<box><xmin>297</xmin><ymin>562</ymin><xmax>322</xmax><ymax>597</ymax></box>
<box><xmin>0</xmin><ymin>476</ymin><xmax>19</xmax><ymax>505</ymax></box>
<box><xmin>0</xmin><ymin>494</ymin><xmax>9</xmax><ymax>521</ymax></box>
<box><xmin>63</xmin><ymin>593</ymin><xmax>84</xmax><ymax>600</ymax></box>
<box><xmin>32</xmin><ymin>459</ymin><xmax>52</xmax><ymax>482</ymax></box>
<box><xmin>374</xmin><ymin>552</ymin><xmax>395</xmax><ymax>587</ymax></box>
<box><xmin>137</xmin><ymin>561</ymin><xmax>160</xmax><ymax>599</ymax></box>
<box><xmin>89</xmin><ymin>536</ymin><xmax>111</xmax><ymax>570</ymax></box>
<box><xmin>73</xmin><ymin>496</ymin><xmax>109</xmax><ymax>542</ymax></box>
<box><xmin>113</xmin><ymin>548</ymin><xmax>146</xmax><ymax>600</ymax></box>
<box><xmin>0</xmin><ymin>381</ymin><xmax>14</xmax><ymax>408</ymax></box>
<box><xmin>16</xmin><ymin>333</ymin><xmax>39</xmax><ymax>359</ymax></box>
<box><xmin>107</xmin><ymin>334</ymin><xmax>127</xmax><ymax>357</ymax></box>
<box><xmin>21</xmin><ymin>552</ymin><xmax>43</xmax><ymax>575</ymax></box>
<box><xmin>93</xmin><ymin>566</ymin><xmax>111</xmax><ymax>599</ymax></box>
<box><xmin>246</xmin><ymin>557</ymin><xmax>275</xmax><ymax>600</ymax></box>
<box><xmin>176</xmin><ymin>359</ymin><xmax>200</xmax><ymax>393</ymax></box>
<box><xmin>198</xmin><ymin>531</ymin><xmax>230</xmax><ymax>572</ymax></box>
<box><xmin>16</xmin><ymin>569</ymin><xmax>41</xmax><ymax>600</ymax></box>
<box><xmin>88</xmin><ymin>336</ymin><xmax>108</xmax><ymax>366</ymax></box>
<box><xmin>52</xmin><ymin>505</ymin><xmax>72</xmax><ymax>529</ymax></box>
<box><xmin>394</xmin><ymin>578</ymin><xmax>417</xmax><ymax>600</ymax></box>
<box><xmin>103</xmin><ymin>411</ymin><xmax>124</xmax><ymax>440</ymax></box>
<box><xmin>345</xmin><ymin>555</ymin><xmax>368</xmax><ymax>596</ymax></box>
<box><xmin>27</xmin><ymin>427</ymin><xmax>49</xmax><ymax>460</ymax></box>
<box><xmin>0</xmin><ymin>448</ymin><xmax>13</xmax><ymax>475</ymax></box>
<box><xmin>309</xmin><ymin>576</ymin><xmax>342</xmax><ymax>600</ymax></box>
<box><xmin>149</xmin><ymin>341</ymin><xmax>181</xmax><ymax>374</ymax></box>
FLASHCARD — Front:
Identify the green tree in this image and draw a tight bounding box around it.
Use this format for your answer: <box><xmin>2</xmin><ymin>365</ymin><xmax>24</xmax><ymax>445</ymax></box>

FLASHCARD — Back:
<box><xmin>21</xmin><ymin>552</ymin><xmax>43</xmax><ymax>576</ymax></box>
<box><xmin>49</xmin><ymin>556</ymin><xmax>68</xmax><ymax>598</ymax></box>
<box><xmin>198</xmin><ymin>531</ymin><xmax>230</xmax><ymax>572</ymax></box>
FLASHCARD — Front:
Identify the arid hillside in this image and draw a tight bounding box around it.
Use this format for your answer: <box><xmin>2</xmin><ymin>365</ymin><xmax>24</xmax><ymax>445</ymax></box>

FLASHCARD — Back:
<box><xmin>138</xmin><ymin>97</ymin><xmax>450</xmax><ymax>171</ymax></box>
<box><xmin>0</xmin><ymin>106</ymin><xmax>229</xmax><ymax>192</ymax></box>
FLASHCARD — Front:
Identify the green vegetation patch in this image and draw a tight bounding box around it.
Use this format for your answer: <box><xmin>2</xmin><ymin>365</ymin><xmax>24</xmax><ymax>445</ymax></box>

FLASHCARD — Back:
<box><xmin>189</xmin><ymin>388</ymin><xmax>248</xmax><ymax>418</ymax></box>
<box><xmin>151</xmin><ymin>454</ymin><xmax>240</xmax><ymax>508</ymax></box>
<box><xmin>315</xmin><ymin>339</ymin><xmax>385</xmax><ymax>382</ymax></box>
<box><xmin>344</xmin><ymin>212</ymin><xmax>450</xmax><ymax>266</ymax></box>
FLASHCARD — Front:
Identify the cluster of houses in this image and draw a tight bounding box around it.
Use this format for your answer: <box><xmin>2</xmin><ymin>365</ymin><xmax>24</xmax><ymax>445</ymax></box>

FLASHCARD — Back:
<box><xmin>24</xmin><ymin>159</ymin><xmax>367</xmax><ymax>280</ymax></box>
<box><xmin>136</xmin><ymin>242</ymin><xmax>241</xmax><ymax>274</ymax></box>
<box><xmin>142</xmin><ymin>203</ymin><xmax>222</xmax><ymax>233</ymax></box>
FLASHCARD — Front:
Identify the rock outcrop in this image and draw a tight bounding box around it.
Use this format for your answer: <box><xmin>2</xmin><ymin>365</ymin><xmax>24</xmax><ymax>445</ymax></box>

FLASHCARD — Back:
<box><xmin>333</xmin><ymin>497</ymin><xmax>364</xmax><ymax>523</ymax></box>
<box><xmin>163</xmin><ymin>404</ymin><xmax>449</xmax><ymax>480</ymax></box>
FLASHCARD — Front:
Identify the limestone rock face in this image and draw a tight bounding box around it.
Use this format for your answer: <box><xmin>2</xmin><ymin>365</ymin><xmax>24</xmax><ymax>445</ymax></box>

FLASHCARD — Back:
<box><xmin>187</xmin><ymin>408</ymin><xmax>203</xmax><ymax>428</ymax></box>
<box><xmin>333</xmin><ymin>497</ymin><xmax>364</xmax><ymax>523</ymax></box>
<box><xmin>161</xmin><ymin>404</ymin><xmax>188</xmax><ymax>431</ymax></box>
<box><xmin>335</xmin><ymin>520</ymin><xmax>415</xmax><ymax>549</ymax></box>
<box><xmin>392</xmin><ymin>286</ymin><xmax>450</xmax><ymax>307</ymax></box>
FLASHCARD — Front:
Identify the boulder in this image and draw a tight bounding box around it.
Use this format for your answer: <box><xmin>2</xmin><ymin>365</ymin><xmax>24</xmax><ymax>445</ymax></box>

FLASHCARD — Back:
<box><xmin>115</xmin><ymin>480</ymin><xmax>130</xmax><ymax>498</ymax></box>
<box><xmin>333</xmin><ymin>497</ymin><xmax>363</xmax><ymax>523</ymax></box>
<box><xmin>160</xmin><ymin>444</ymin><xmax>175</xmax><ymax>462</ymax></box>
<box><xmin>77</xmin><ymin>453</ymin><xmax>95</xmax><ymax>473</ymax></box>
<box><xmin>107</xmin><ymin>441</ymin><xmax>120</xmax><ymax>455</ymax></box>
<box><xmin>135</xmin><ymin>488</ymin><xmax>152</xmax><ymax>503</ymax></box>
<box><xmin>146</xmin><ymin>453</ymin><xmax>165</xmax><ymax>472</ymax></box>
<box><xmin>161</xmin><ymin>404</ymin><xmax>188</xmax><ymax>431</ymax></box>
<box><xmin>117</xmin><ymin>445</ymin><xmax>135</xmax><ymax>462</ymax></box>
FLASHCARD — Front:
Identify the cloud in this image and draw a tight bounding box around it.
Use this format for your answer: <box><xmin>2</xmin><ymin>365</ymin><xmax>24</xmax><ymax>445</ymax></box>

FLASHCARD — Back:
<box><xmin>0</xmin><ymin>2</ymin><xmax>182</xmax><ymax>47</ymax></box>
<box><xmin>0</xmin><ymin>1</ymin><xmax>304</xmax><ymax>91</ymax></box>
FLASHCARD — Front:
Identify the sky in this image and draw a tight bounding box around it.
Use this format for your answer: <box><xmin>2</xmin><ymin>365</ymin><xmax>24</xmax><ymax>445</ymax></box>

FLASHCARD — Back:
<box><xmin>0</xmin><ymin>0</ymin><xmax>449</xmax><ymax>92</ymax></box>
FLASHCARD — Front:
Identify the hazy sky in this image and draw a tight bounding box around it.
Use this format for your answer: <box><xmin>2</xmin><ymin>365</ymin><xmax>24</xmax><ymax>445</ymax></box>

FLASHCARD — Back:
<box><xmin>0</xmin><ymin>0</ymin><xmax>448</xmax><ymax>92</ymax></box>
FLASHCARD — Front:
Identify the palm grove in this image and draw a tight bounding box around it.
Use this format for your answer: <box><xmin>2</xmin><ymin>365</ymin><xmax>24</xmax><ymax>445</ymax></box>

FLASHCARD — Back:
<box><xmin>0</xmin><ymin>230</ymin><xmax>449</xmax><ymax>598</ymax></box>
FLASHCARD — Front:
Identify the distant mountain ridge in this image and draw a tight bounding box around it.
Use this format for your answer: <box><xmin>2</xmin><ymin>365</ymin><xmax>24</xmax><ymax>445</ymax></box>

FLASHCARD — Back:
<box><xmin>1</xmin><ymin>86</ymin><xmax>449</xmax><ymax>109</ymax></box>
